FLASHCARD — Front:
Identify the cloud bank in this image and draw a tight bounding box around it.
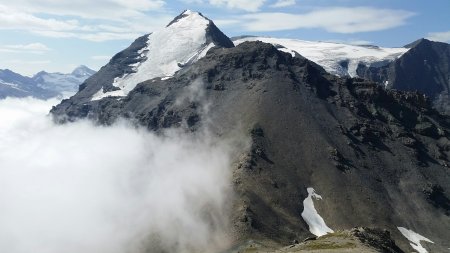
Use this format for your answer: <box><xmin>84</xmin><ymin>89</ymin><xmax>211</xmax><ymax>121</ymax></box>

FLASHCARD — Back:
<box><xmin>0</xmin><ymin>3</ymin><xmax>172</xmax><ymax>42</ymax></box>
<box><xmin>0</xmin><ymin>97</ymin><xmax>243</xmax><ymax>253</ymax></box>
<box><xmin>239</xmin><ymin>7</ymin><xmax>415</xmax><ymax>33</ymax></box>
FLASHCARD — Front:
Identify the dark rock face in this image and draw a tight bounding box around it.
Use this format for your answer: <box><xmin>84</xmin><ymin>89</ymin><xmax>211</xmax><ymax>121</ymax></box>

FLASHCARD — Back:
<box><xmin>351</xmin><ymin>227</ymin><xmax>404</xmax><ymax>253</ymax></box>
<box><xmin>358</xmin><ymin>39</ymin><xmax>450</xmax><ymax>114</ymax></box>
<box><xmin>51</xmin><ymin>41</ymin><xmax>450</xmax><ymax>252</ymax></box>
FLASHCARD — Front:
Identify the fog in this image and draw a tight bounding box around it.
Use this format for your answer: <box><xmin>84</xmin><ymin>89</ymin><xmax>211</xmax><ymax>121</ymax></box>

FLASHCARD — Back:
<box><xmin>0</xmin><ymin>97</ymin><xmax>242</xmax><ymax>253</ymax></box>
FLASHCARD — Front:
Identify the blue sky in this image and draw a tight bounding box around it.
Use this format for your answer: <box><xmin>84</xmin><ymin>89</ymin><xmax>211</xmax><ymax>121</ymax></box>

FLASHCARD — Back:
<box><xmin>0</xmin><ymin>0</ymin><xmax>449</xmax><ymax>76</ymax></box>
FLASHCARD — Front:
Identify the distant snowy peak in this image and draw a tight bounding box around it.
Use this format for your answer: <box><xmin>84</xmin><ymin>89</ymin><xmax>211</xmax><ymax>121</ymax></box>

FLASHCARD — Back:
<box><xmin>33</xmin><ymin>66</ymin><xmax>96</xmax><ymax>95</ymax></box>
<box><xmin>233</xmin><ymin>36</ymin><xmax>409</xmax><ymax>78</ymax></box>
<box><xmin>92</xmin><ymin>10</ymin><xmax>233</xmax><ymax>101</ymax></box>
<box><xmin>71</xmin><ymin>65</ymin><xmax>96</xmax><ymax>78</ymax></box>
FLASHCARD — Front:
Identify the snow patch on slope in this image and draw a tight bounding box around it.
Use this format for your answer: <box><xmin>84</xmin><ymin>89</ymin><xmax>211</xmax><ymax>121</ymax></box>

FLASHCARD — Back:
<box><xmin>92</xmin><ymin>11</ymin><xmax>212</xmax><ymax>101</ymax></box>
<box><xmin>36</xmin><ymin>73</ymin><xmax>86</xmax><ymax>93</ymax></box>
<box><xmin>301</xmin><ymin>187</ymin><xmax>334</xmax><ymax>237</ymax></box>
<box><xmin>397</xmin><ymin>227</ymin><xmax>434</xmax><ymax>253</ymax></box>
<box><xmin>33</xmin><ymin>66</ymin><xmax>95</xmax><ymax>97</ymax></box>
<box><xmin>0</xmin><ymin>80</ymin><xmax>21</xmax><ymax>89</ymax></box>
<box><xmin>234</xmin><ymin>37</ymin><xmax>408</xmax><ymax>77</ymax></box>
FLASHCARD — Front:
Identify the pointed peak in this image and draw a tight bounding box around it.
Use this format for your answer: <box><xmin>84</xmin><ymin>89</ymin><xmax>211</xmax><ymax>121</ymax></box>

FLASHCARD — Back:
<box><xmin>32</xmin><ymin>70</ymin><xmax>48</xmax><ymax>79</ymax></box>
<box><xmin>163</xmin><ymin>10</ymin><xmax>233</xmax><ymax>48</ymax></box>
<box><xmin>182</xmin><ymin>10</ymin><xmax>198</xmax><ymax>16</ymax></box>
<box><xmin>404</xmin><ymin>38</ymin><xmax>431</xmax><ymax>48</ymax></box>
<box><xmin>71</xmin><ymin>65</ymin><xmax>95</xmax><ymax>77</ymax></box>
<box><xmin>166</xmin><ymin>10</ymin><xmax>208</xmax><ymax>27</ymax></box>
<box><xmin>73</xmin><ymin>65</ymin><xmax>89</xmax><ymax>70</ymax></box>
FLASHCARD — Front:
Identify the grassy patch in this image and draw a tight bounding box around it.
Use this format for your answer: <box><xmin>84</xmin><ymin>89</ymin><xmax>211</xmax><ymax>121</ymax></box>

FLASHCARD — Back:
<box><xmin>319</xmin><ymin>231</ymin><xmax>351</xmax><ymax>240</ymax></box>
<box><xmin>302</xmin><ymin>241</ymin><xmax>356</xmax><ymax>250</ymax></box>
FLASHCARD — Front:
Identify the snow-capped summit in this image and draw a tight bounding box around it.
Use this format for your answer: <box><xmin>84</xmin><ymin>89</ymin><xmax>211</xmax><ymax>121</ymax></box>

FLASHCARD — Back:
<box><xmin>92</xmin><ymin>10</ymin><xmax>233</xmax><ymax>100</ymax></box>
<box><xmin>33</xmin><ymin>66</ymin><xmax>96</xmax><ymax>95</ymax></box>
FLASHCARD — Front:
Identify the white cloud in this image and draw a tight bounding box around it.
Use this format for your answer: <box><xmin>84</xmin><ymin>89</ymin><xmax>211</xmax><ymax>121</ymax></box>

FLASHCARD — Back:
<box><xmin>2</xmin><ymin>0</ymin><xmax>166</xmax><ymax>20</ymax></box>
<box><xmin>0</xmin><ymin>43</ymin><xmax>51</xmax><ymax>54</ymax></box>
<box><xmin>0</xmin><ymin>97</ymin><xmax>246</xmax><ymax>253</ymax></box>
<box><xmin>8</xmin><ymin>43</ymin><xmax>51</xmax><ymax>51</ymax></box>
<box><xmin>240</xmin><ymin>7</ymin><xmax>415</xmax><ymax>33</ymax></box>
<box><xmin>7</xmin><ymin>59</ymin><xmax>51</xmax><ymax>65</ymax></box>
<box><xmin>270</xmin><ymin>0</ymin><xmax>296</xmax><ymax>8</ymax></box>
<box><xmin>213</xmin><ymin>18</ymin><xmax>241</xmax><ymax>27</ymax></box>
<box><xmin>208</xmin><ymin>0</ymin><xmax>266</xmax><ymax>12</ymax></box>
<box><xmin>0</xmin><ymin>5</ymin><xmax>79</xmax><ymax>31</ymax></box>
<box><xmin>427</xmin><ymin>31</ymin><xmax>450</xmax><ymax>43</ymax></box>
<box><xmin>180</xmin><ymin>0</ymin><xmax>204</xmax><ymax>3</ymax></box>
<box><xmin>0</xmin><ymin>3</ymin><xmax>172</xmax><ymax>42</ymax></box>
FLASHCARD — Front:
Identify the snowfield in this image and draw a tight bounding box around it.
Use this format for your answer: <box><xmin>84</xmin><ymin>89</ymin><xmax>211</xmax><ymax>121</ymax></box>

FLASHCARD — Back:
<box><xmin>397</xmin><ymin>227</ymin><xmax>434</xmax><ymax>253</ymax></box>
<box><xmin>234</xmin><ymin>36</ymin><xmax>408</xmax><ymax>77</ymax></box>
<box><xmin>92</xmin><ymin>10</ymin><xmax>213</xmax><ymax>101</ymax></box>
<box><xmin>301</xmin><ymin>187</ymin><xmax>334</xmax><ymax>237</ymax></box>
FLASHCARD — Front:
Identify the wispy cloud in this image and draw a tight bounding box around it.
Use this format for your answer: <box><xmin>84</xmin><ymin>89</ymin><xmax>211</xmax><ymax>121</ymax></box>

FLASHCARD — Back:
<box><xmin>1</xmin><ymin>0</ymin><xmax>166</xmax><ymax>20</ymax></box>
<box><xmin>238</xmin><ymin>7</ymin><xmax>415</xmax><ymax>33</ymax></box>
<box><xmin>8</xmin><ymin>60</ymin><xmax>51</xmax><ymax>64</ymax></box>
<box><xmin>0</xmin><ymin>5</ymin><xmax>79</xmax><ymax>31</ymax></box>
<box><xmin>208</xmin><ymin>0</ymin><xmax>266</xmax><ymax>12</ymax></box>
<box><xmin>180</xmin><ymin>0</ymin><xmax>204</xmax><ymax>3</ymax></box>
<box><xmin>270</xmin><ymin>0</ymin><xmax>296</xmax><ymax>8</ymax></box>
<box><xmin>427</xmin><ymin>30</ymin><xmax>450</xmax><ymax>43</ymax></box>
<box><xmin>0</xmin><ymin>3</ymin><xmax>171</xmax><ymax>42</ymax></box>
<box><xmin>0</xmin><ymin>43</ymin><xmax>51</xmax><ymax>54</ymax></box>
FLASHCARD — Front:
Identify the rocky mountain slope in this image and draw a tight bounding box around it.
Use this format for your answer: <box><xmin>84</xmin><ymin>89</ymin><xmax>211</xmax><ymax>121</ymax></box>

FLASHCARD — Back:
<box><xmin>0</xmin><ymin>66</ymin><xmax>95</xmax><ymax>99</ymax></box>
<box><xmin>357</xmin><ymin>39</ymin><xmax>450</xmax><ymax>115</ymax></box>
<box><xmin>51</xmin><ymin>11</ymin><xmax>449</xmax><ymax>253</ymax></box>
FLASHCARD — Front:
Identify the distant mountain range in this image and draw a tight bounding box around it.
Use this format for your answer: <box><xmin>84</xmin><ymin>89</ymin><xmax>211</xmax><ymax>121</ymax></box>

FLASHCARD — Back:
<box><xmin>0</xmin><ymin>65</ymin><xmax>96</xmax><ymax>99</ymax></box>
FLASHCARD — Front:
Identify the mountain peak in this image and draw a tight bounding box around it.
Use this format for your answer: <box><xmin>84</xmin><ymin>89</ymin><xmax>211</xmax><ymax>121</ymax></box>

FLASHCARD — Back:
<box><xmin>166</xmin><ymin>10</ymin><xmax>208</xmax><ymax>28</ymax></box>
<box><xmin>404</xmin><ymin>38</ymin><xmax>431</xmax><ymax>48</ymax></box>
<box><xmin>182</xmin><ymin>9</ymin><xmax>199</xmax><ymax>16</ymax></box>
<box><xmin>84</xmin><ymin>10</ymin><xmax>233</xmax><ymax>100</ymax></box>
<box><xmin>164</xmin><ymin>10</ymin><xmax>234</xmax><ymax>49</ymax></box>
<box><xmin>71</xmin><ymin>65</ymin><xmax>95</xmax><ymax>77</ymax></box>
